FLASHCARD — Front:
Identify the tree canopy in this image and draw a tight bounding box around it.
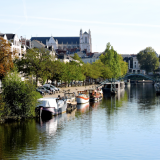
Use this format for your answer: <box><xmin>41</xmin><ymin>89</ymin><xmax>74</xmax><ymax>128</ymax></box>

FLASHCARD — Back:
<box><xmin>72</xmin><ymin>53</ymin><xmax>84</xmax><ymax>64</ymax></box>
<box><xmin>137</xmin><ymin>47</ymin><xmax>159</xmax><ymax>73</ymax></box>
<box><xmin>1</xmin><ymin>68</ymin><xmax>42</xmax><ymax>117</ymax></box>
<box><xmin>15</xmin><ymin>48</ymin><xmax>53</xmax><ymax>86</ymax></box>
<box><xmin>99</xmin><ymin>43</ymin><xmax>128</xmax><ymax>80</ymax></box>
<box><xmin>0</xmin><ymin>37</ymin><xmax>14</xmax><ymax>80</ymax></box>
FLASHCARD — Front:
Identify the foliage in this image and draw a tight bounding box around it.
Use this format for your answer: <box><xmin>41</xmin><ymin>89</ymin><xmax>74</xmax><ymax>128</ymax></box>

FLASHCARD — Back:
<box><xmin>0</xmin><ymin>94</ymin><xmax>5</xmax><ymax>117</ymax></box>
<box><xmin>61</xmin><ymin>62</ymin><xmax>85</xmax><ymax>85</ymax></box>
<box><xmin>137</xmin><ymin>47</ymin><xmax>159</xmax><ymax>73</ymax></box>
<box><xmin>50</xmin><ymin>60</ymin><xmax>65</xmax><ymax>83</ymax></box>
<box><xmin>90</xmin><ymin>60</ymin><xmax>103</xmax><ymax>79</ymax></box>
<box><xmin>2</xmin><ymin>68</ymin><xmax>42</xmax><ymax>117</ymax></box>
<box><xmin>72</xmin><ymin>53</ymin><xmax>84</xmax><ymax>64</ymax></box>
<box><xmin>118</xmin><ymin>55</ymin><xmax>128</xmax><ymax>77</ymax></box>
<box><xmin>99</xmin><ymin>43</ymin><xmax>128</xmax><ymax>79</ymax></box>
<box><xmin>15</xmin><ymin>48</ymin><xmax>53</xmax><ymax>86</ymax></box>
<box><xmin>0</xmin><ymin>37</ymin><xmax>14</xmax><ymax>80</ymax></box>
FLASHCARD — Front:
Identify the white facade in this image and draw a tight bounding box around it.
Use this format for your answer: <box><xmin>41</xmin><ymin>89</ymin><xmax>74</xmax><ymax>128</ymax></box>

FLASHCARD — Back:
<box><xmin>80</xmin><ymin>29</ymin><xmax>92</xmax><ymax>53</ymax></box>
<box><xmin>0</xmin><ymin>33</ymin><xmax>24</xmax><ymax>59</ymax></box>
<box><xmin>9</xmin><ymin>34</ymin><xmax>21</xmax><ymax>56</ymax></box>
<box><xmin>46</xmin><ymin>36</ymin><xmax>58</xmax><ymax>50</ymax></box>
<box><xmin>121</xmin><ymin>54</ymin><xmax>145</xmax><ymax>74</ymax></box>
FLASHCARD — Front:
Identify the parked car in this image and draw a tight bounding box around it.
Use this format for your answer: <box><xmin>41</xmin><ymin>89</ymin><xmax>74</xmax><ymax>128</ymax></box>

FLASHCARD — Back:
<box><xmin>50</xmin><ymin>85</ymin><xmax>60</xmax><ymax>91</ymax></box>
<box><xmin>36</xmin><ymin>88</ymin><xmax>45</xmax><ymax>96</ymax></box>
<box><xmin>38</xmin><ymin>86</ymin><xmax>51</xmax><ymax>95</ymax></box>
<box><xmin>43</xmin><ymin>86</ymin><xmax>54</xmax><ymax>94</ymax></box>
<box><xmin>43</xmin><ymin>84</ymin><xmax>60</xmax><ymax>91</ymax></box>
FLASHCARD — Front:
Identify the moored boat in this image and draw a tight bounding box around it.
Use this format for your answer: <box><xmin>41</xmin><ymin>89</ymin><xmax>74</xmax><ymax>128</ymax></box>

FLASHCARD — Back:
<box><xmin>76</xmin><ymin>91</ymin><xmax>89</xmax><ymax>104</ymax></box>
<box><xmin>64</xmin><ymin>92</ymin><xmax>77</xmax><ymax>113</ymax></box>
<box><xmin>85</xmin><ymin>88</ymin><xmax>103</xmax><ymax>102</ymax></box>
<box><xmin>36</xmin><ymin>97</ymin><xmax>67</xmax><ymax>117</ymax></box>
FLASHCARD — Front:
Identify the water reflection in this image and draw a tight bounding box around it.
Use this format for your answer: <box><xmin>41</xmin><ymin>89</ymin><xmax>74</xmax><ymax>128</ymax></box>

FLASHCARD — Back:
<box><xmin>102</xmin><ymin>89</ymin><xmax>127</xmax><ymax>115</ymax></box>
<box><xmin>1</xmin><ymin>84</ymin><xmax>160</xmax><ymax>159</ymax></box>
<box><xmin>76</xmin><ymin>103</ymin><xmax>90</xmax><ymax>113</ymax></box>
<box><xmin>129</xmin><ymin>84</ymin><xmax>156</xmax><ymax>110</ymax></box>
<box><xmin>0</xmin><ymin>120</ymin><xmax>42</xmax><ymax>160</ymax></box>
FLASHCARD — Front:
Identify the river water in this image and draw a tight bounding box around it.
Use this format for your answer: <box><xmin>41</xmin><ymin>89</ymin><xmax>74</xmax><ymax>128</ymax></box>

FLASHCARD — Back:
<box><xmin>1</xmin><ymin>83</ymin><xmax>160</xmax><ymax>160</ymax></box>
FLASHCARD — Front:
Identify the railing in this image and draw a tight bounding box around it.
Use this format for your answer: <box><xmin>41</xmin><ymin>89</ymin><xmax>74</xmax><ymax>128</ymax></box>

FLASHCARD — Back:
<box><xmin>122</xmin><ymin>73</ymin><xmax>156</xmax><ymax>81</ymax></box>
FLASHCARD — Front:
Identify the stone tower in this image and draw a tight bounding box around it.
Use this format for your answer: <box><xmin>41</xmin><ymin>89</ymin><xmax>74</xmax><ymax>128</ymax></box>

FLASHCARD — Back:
<box><xmin>79</xmin><ymin>29</ymin><xmax>92</xmax><ymax>53</ymax></box>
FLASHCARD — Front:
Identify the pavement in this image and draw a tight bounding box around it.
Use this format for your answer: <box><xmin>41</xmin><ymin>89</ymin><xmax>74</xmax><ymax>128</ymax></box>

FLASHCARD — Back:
<box><xmin>44</xmin><ymin>84</ymin><xmax>98</xmax><ymax>98</ymax></box>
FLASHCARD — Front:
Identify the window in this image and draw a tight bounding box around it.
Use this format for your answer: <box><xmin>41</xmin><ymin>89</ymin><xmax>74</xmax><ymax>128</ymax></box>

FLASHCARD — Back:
<box><xmin>85</xmin><ymin>37</ymin><xmax>87</xmax><ymax>43</ymax></box>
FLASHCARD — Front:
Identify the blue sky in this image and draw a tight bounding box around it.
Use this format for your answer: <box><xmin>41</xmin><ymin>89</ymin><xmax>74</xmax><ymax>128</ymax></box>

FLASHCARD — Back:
<box><xmin>1</xmin><ymin>0</ymin><xmax>160</xmax><ymax>54</ymax></box>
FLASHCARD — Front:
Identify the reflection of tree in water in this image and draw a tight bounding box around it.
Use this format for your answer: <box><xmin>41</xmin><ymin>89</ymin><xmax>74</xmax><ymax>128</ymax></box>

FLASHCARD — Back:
<box><xmin>101</xmin><ymin>90</ymin><xmax>128</xmax><ymax>116</ymax></box>
<box><xmin>130</xmin><ymin>84</ymin><xmax>156</xmax><ymax>110</ymax></box>
<box><xmin>0</xmin><ymin>120</ymin><xmax>42</xmax><ymax>160</ymax></box>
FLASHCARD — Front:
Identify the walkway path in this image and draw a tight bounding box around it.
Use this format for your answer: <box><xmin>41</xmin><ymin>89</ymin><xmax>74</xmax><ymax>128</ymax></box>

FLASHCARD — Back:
<box><xmin>44</xmin><ymin>85</ymin><xmax>98</xmax><ymax>98</ymax></box>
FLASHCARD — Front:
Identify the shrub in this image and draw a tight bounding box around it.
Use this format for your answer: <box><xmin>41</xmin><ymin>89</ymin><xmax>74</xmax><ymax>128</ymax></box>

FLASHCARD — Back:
<box><xmin>2</xmin><ymin>69</ymin><xmax>42</xmax><ymax>117</ymax></box>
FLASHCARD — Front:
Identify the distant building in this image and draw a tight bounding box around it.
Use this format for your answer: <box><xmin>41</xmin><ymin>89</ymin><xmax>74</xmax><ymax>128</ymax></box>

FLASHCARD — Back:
<box><xmin>30</xmin><ymin>29</ymin><xmax>92</xmax><ymax>53</ymax></box>
<box><xmin>20</xmin><ymin>36</ymin><xmax>32</xmax><ymax>49</ymax></box>
<box><xmin>121</xmin><ymin>54</ymin><xmax>145</xmax><ymax>74</ymax></box>
<box><xmin>57</xmin><ymin>54</ymin><xmax>80</xmax><ymax>64</ymax></box>
<box><xmin>81</xmin><ymin>52</ymin><xmax>102</xmax><ymax>63</ymax></box>
<box><xmin>0</xmin><ymin>33</ymin><xmax>25</xmax><ymax>59</ymax></box>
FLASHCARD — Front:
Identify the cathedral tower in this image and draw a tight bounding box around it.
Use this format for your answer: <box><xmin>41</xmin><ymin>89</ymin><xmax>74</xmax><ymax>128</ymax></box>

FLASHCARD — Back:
<box><xmin>79</xmin><ymin>29</ymin><xmax>92</xmax><ymax>53</ymax></box>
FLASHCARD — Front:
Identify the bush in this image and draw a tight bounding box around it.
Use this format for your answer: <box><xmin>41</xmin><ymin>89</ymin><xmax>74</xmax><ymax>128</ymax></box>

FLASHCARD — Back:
<box><xmin>2</xmin><ymin>69</ymin><xmax>42</xmax><ymax>117</ymax></box>
<box><xmin>0</xmin><ymin>94</ymin><xmax>5</xmax><ymax>117</ymax></box>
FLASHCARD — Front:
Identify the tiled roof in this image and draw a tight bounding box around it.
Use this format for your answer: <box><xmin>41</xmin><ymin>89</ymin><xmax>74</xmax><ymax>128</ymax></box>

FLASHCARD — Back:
<box><xmin>31</xmin><ymin>37</ymin><xmax>80</xmax><ymax>45</ymax></box>
<box><xmin>6</xmin><ymin>34</ymin><xmax>15</xmax><ymax>40</ymax></box>
<box><xmin>33</xmin><ymin>40</ymin><xmax>45</xmax><ymax>47</ymax></box>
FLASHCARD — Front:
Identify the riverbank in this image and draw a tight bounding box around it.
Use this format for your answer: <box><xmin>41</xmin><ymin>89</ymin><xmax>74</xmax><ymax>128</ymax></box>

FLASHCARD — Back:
<box><xmin>0</xmin><ymin>84</ymin><xmax>98</xmax><ymax>123</ymax></box>
<box><xmin>44</xmin><ymin>84</ymin><xmax>98</xmax><ymax>98</ymax></box>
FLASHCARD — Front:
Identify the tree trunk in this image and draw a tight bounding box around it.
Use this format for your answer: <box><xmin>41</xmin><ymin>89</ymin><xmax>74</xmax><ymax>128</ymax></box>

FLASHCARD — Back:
<box><xmin>36</xmin><ymin>76</ymin><xmax>38</xmax><ymax>87</ymax></box>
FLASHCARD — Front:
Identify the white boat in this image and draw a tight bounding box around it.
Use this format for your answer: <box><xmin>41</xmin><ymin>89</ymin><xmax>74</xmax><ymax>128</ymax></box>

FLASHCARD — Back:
<box><xmin>64</xmin><ymin>92</ymin><xmax>77</xmax><ymax>105</ymax></box>
<box><xmin>76</xmin><ymin>91</ymin><xmax>89</xmax><ymax>104</ymax></box>
<box><xmin>36</xmin><ymin>97</ymin><xmax>67</xmax><ymax>116</ymax></box>
<box><xmin>64</xmin><ymin>92</ymin><xmax>77</xmax><ymax>113</ymax></box>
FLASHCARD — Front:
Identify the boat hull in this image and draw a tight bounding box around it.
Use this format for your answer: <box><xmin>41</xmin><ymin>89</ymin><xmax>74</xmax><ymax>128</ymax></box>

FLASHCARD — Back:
<box><xmin>76</xmin><ymin>96</ymin><xmax>89</xmax><ymax>104</ymax></box>
<box><xmin>90</xmin><ymin>96</ymin><xmax>103</xmax><ymax>102</ymax></box>
<box><xmin>42</xmin><ymin>103</ymin><xmax>67</xmax><ymax>116</ymax></box>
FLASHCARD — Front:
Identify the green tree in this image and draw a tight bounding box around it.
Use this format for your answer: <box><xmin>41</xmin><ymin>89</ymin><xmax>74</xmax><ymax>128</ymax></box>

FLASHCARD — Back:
<box><xmin>118</xmin><ymin>54</ymin><xmax>128</xmax><ymax>77</ymax></box>
<box><xmin>50</xmin><ymin>60</ymin><xmax>66</xmax><ymax>86</ymax></box>
<box><xmin>100</xmin><ymin>43</ymin><xmax>123</xmax><ymax>80</ymax></box>
<box><xmin>72</xmin><ymin>53</ymin><xmax>84</xmax><ymax>64</ymax></box>
<box><xmin>137</xmin><ymin>47</ymin><xmax>159</xmax><ymax>73</ymax></box>
<box><xmin>1</xmin><ymin>68</ymin><xmax>42</xmax><ymax>117</ymax></box>
<box><xmin>15</xmin><ymin>48</ymin><xmax>53</xmax><ymax>86</ymax></box>
<box><xmin>61</xmin><ymin>62</ymin><xmax>85</xmax><ymax>86</ymax></box>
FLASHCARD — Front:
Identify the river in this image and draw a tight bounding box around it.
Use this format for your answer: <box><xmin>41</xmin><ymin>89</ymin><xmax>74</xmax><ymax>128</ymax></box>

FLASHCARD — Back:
<box><xmin>0</xmin><ymin>83</ymin><xmax>160</xmax><ymax>160</ymax></box>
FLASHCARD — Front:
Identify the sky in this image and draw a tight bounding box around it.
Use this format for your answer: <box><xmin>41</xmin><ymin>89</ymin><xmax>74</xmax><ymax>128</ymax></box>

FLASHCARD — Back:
<box><xmin>1</xmin><ymin>0</ymin><xmax>160</xmax><ymax>54</ymax></box>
